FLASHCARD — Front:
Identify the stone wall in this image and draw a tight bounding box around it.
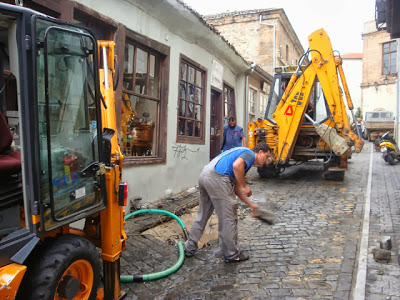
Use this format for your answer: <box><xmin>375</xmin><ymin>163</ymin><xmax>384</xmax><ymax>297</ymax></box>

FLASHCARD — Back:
<box><xmin>205</xmin><ymin>9</ymin><xmax>304</xmax><ymax>75</ymax></box>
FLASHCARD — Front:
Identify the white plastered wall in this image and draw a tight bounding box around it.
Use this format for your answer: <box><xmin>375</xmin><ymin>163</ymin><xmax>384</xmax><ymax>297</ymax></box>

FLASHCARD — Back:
<box><xmin>362</xmin><ymin>84</ymin><xmax>397</xmax><ymax>114</ymax></box>
<box><xmin>75</xmin><ymin>0</ymin><xmax>247</xmax><ymax>206</ymax></box>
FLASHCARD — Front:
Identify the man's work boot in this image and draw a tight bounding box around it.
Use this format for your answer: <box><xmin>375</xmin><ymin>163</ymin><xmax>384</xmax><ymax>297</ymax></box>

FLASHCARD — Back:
<box><xmin>224</xmin><ymin>251</ymin><xmax>249</xmax><ymax>263</ymax></box>
<box><xmin>184</xmin><ymin>247</ymin><xmax>196</xmax><ymax>258</ymax></box>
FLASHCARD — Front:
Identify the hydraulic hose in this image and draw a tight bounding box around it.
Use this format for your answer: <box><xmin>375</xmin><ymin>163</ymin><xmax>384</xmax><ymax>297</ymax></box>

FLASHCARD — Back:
<box><xmin>121</xmin><ymin>209</ymin><xmax>188</xmax><ymax>282</ymax></box>
<box><xmin>120</xmin><ymin>241</ymin><xmax>185</xmax><ymax>283</ymax></box>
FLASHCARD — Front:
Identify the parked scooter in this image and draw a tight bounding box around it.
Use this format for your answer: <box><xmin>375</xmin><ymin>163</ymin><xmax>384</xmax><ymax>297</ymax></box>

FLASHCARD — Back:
<box><xmin>379</xmin><ymin>130</ymin><xmax>400</xmax><ymax>165</ymax></box>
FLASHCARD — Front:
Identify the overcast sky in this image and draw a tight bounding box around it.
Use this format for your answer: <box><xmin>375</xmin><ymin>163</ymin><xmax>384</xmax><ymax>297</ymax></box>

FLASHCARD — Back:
<box><xmin>182</xmin><ymin>0</ymin><xmax>376</xmax><ymax>55</ymax></box>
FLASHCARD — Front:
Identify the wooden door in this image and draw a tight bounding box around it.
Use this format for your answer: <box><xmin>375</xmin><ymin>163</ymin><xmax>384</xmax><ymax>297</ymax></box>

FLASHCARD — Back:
<box><xmin>210</xmin><ymin>90</ymin><xmax>222</xmax><ymax>160</ymax></box>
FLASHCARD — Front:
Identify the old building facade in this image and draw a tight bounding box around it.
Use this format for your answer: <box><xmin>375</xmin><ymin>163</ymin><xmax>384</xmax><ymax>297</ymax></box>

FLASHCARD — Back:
<box><xmin>205</xmin><ymin>9</ymin><xmax>304</xmax><ymax>75</ymax></box>
<box><xmin>1</xmin><ymin>0</ymin><xmax>271</xmax><ymax>208</ymax></box>
<box><xmin>361</xmin><ymin>20</ymin><xmax>397</xmax><ymax>114</ymax></box>
<box><xmin>204</xmin><ymin>9</ymin><xmax>303</xmax><ymax>126</ymax></box>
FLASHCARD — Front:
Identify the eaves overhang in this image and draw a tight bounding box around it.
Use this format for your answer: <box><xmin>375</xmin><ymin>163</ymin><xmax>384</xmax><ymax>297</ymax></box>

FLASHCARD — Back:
<box><xmin>131</xmin><ymin>0</ymin><xmax>249</xmax><ymax>73</ymax></box>
<box><xmin>375</xmin><ymin>0</ymin><xmax>400</xmax><ymax>38</ymax></box>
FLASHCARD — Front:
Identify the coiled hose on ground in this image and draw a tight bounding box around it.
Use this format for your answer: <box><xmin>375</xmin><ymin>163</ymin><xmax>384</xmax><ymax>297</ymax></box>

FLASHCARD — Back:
<box><xmin>121</xmin><ymin>209</ymin><xmax>189</xmax><ymax>282</ymax></box>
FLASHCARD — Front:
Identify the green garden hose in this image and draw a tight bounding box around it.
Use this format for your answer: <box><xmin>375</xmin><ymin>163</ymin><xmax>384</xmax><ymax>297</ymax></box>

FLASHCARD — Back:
<box><xmin>121</xmin><ymin>209</ymin><xmax>188</xmax><ymax>282</ymax></box>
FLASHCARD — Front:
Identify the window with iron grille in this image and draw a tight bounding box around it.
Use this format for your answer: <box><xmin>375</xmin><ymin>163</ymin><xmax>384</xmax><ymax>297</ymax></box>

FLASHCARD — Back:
<box><xmin>177</xmin><ymin>56</ymin><xmax>206</xmax><ymax>144</ymax></box>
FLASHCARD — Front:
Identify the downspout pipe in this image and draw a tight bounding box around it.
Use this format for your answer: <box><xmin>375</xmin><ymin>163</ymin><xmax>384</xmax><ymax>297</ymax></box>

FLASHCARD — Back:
<box><xmin>245</xmin><ymin>62</ymin><xmax>256</xmax><ymax>135</ymax></box>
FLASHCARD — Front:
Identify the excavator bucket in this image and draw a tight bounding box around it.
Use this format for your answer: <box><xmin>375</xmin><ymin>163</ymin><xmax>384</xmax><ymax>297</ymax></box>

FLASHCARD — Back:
<box><xmin>314</xmin><ymin>122</ymin><xmax>351</xmax><ymax>156</ymax></box>
<box><xmin>304</xmin><ymin>113</ymin><xmax>350</xmax><ymax>156</ymax></box>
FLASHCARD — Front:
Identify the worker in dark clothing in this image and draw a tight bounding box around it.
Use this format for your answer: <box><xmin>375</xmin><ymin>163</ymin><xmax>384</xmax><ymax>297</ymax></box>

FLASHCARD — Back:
<box><xmin>185</xmin><ymin>142</ymin><xmax>272</xmax><ymax>263</ymax></box>
<box><xmin>221</xmin><ymin>116</ymin><xmax>246</xmax><ymax>151</ymax></box>
<box><xmin>352</xmin><ymin>117</ymin><xmax>365</xmax><ymax>138</ymax></box>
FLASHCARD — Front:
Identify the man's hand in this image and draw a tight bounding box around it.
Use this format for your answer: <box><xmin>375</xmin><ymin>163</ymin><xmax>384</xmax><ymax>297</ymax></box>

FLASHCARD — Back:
<box><xmin>250</xmin><ymin>205</ymin><xmax>260</xmax><ymax>218</ymax></box>
<box><xmin>234</xmin><ymin>184</ymin><xmax>259</xmax><ymax>217</ymax></box>
<box><xmin>242</xmin><ymin>185</ymin><xmax>252</xmax><ymax>197</ymax></box>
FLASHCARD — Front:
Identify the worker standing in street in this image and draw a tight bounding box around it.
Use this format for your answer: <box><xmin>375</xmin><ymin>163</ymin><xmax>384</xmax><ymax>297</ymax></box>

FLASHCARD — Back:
<box><xmin>185</xmin><ymin>142</ymin><xmax>272</xmax><ymax>263</ymax></box>
<box><xmin>221</xmin><ymin>116</ymin><xmax>246</xmax><ymax>151</ymax></box>
<box><xmin>352</xmin><ymin>117</ymin><xmax>365</xmax><ymax>138</ymax></box>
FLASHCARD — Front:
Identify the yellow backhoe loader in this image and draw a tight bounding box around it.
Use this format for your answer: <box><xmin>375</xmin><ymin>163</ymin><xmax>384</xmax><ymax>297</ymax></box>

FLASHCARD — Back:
<box><xmin>248</xmin><ymin>29</ymin><xmax>364</xmax><ymax>181</ymax></box>
<box><xmin>0</xmin><ymin>3</ymin><xmax>126</xmax><ymax>299</ymax></box>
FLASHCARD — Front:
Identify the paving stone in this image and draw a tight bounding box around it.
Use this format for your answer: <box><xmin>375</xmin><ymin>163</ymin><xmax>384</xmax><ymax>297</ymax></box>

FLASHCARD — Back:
<box><xmin>269</xmin><ymin>288</ymin><xmax>293</xmax><ymax>297</ymax></box>
<box><xmin>292</xmin><ymin>288</ymin><xmax>316</xmax><ymax>297</ymax></box>
<box><xmin>333</xmin><ymin>290</ymin><xmax>350</xmax><ymax>299</ymax></box>
<box><xmin>380</xmin><ymin>236</ymin><xmax>392</xmax><ymax>250</ymax></box>
<box><xmin>373</xmin><ymin>248</ymin><xmax>392</xmax><ymax>262</ymax></box>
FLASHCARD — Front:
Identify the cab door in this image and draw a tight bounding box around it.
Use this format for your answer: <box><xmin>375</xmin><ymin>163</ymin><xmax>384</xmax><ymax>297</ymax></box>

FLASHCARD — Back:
<box><xmin>34</xmin><ymin>17</ymin><xmax>106</xmax><ymax>232</ymax></box>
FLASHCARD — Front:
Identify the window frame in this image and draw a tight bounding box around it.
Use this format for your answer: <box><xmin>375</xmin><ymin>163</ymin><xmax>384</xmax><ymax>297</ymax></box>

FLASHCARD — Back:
<box><xmin>382</xmin><ymin>40</ymin><xmax>397</xmax><ymax>75</ymax></box>
<box><xmin>122</xmin><ymin>42</ymin><xmax>161</xmax><ymax>99</ymax></box>
<box><xmin>248</xmin><ymin>87</ymin><xmax>256</xmax><ymax>115</ymax></box>
<box><xmin>119</xmin><ymin>28</ymin><xmax>170</xmax><ymax>166</ymax></box>
<box><xmin>223</xmin><ymin>83</ymin><xmax>236</xmax><ymax>126</ymax></box>
<box><xmin>176</xmin><ymin>55</ymin><xmax>207</xmax><ymax>144</ymax></box>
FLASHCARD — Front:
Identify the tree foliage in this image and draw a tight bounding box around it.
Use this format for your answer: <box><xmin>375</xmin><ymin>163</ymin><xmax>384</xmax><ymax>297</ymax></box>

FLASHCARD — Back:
<box><xmin>355</xmin><ymin>107</ymin><xmax>362</xmax><ymax>119</ymax></box>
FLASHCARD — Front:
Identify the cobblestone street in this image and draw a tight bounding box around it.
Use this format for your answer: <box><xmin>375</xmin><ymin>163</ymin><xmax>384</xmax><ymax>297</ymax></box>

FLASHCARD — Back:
<box><xmin>121</xmin><ymin>142</ymin><xmax>400</xmax><ymax>299</ymax></box>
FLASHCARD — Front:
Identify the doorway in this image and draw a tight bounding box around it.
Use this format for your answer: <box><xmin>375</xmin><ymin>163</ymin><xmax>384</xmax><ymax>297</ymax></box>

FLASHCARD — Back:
<box><xmin>210</xmin><ymin>89</ymin><xmax>222</xmax><ymax>160</ymax></box>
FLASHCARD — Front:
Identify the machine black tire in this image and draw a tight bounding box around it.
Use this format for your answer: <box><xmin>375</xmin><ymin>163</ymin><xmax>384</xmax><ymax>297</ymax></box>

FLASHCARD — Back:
<box><xmin>257</xmin><ymin>165</ymin><xmax>281</xmax><ymax>178</ymax></box>
<box><xmin>322</xmin><ymin>157</ymin><xmax>345</xmax><ymax>181</ymax></box>
<box><xmin>322</xmin><ymin>170</ymin><xmax>345</xmax><ymax>181</ymax></box>
<box><xmin>17</xmin><ymin>234</ymin><xmax>101</xmax><ymax>300</ymax></box>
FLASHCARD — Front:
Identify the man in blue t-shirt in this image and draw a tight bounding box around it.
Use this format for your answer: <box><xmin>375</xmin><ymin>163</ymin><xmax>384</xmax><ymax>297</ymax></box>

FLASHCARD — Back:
<box><xmin>185</xmin><ymin>142</ymin><xmax>272</xmax><ymax>263</ymax></box>
<box><xmin>221</xmin><ymin>116</ymin><xmax>246</xmax><ymax>151</ymax></box>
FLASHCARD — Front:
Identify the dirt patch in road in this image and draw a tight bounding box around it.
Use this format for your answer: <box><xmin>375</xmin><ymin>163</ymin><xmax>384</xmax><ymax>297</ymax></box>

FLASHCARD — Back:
<box><xmin>141</xmin><ymin>206</ymin><xmax>219</xmax><ymax>248</ymax></box>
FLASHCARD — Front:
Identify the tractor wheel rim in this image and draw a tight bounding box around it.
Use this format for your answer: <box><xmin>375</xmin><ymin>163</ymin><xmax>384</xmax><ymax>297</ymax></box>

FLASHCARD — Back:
<box><xmin>55</xmin><ymin>259</ymin><xmax>93</xmax><ymax>300</ymax></box>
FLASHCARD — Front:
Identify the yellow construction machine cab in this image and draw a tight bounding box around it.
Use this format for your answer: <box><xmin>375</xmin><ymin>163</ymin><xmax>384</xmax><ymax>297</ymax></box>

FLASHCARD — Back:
<box><xmin>248</xmin><ymin>65</ymin><xmax>317</xmax><ymax>151</ymax></box>
<box><xmin>0</xmin><ymin>3</ymin><xmax>126</xmax><ymax>299</ymax></box>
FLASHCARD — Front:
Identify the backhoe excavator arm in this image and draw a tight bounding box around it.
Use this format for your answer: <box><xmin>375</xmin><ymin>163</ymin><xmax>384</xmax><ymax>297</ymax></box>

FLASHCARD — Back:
<box><xmin>97</xmin><ymin>41</ymin><xmax>127</xmax><ymax>300</ymax></box>
<box><xmin>272</xmin><ymin>29</ymin><xmax>363</xmax><ymax>165</ymax></box>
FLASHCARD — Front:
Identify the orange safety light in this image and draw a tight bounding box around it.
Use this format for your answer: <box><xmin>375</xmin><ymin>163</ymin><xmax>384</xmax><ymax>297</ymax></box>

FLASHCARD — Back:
<box><xmin>339</xmin><ymin>155</ymin><xmax>348</xmax><ymax>168</ymax></box>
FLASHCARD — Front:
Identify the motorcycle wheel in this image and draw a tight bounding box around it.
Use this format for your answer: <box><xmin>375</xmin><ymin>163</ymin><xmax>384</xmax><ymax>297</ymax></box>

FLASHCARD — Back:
<box><xmin>387</xmin><ymin>151</ymin><xmax>396</xmax><ymax>165</ymax></box>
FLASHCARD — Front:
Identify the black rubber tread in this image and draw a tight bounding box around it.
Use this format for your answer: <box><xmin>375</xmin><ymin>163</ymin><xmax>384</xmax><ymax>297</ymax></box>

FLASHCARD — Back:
<box><xmin>387</xmin><ymin>152</ymin><xmax>396</xmax><ymax>165</ymax></box>
<box><xmin>322</xmin><ymin>156</ymin><xmax>345</xmax><ymax>181</ymax></box>
<box><xmin>17</xmin><ymin>234</ymin><xmax>100</xmax><ymax>300</ymax></box>
<box><xmin>323</xmin><ymin>170</ymin><xmax>345</xmax><ymax>181</ymax></box>
<box><xmin>257</xmin><ymin>165</ymin><xmax>280</xmax><ymax>178</ymax></box>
